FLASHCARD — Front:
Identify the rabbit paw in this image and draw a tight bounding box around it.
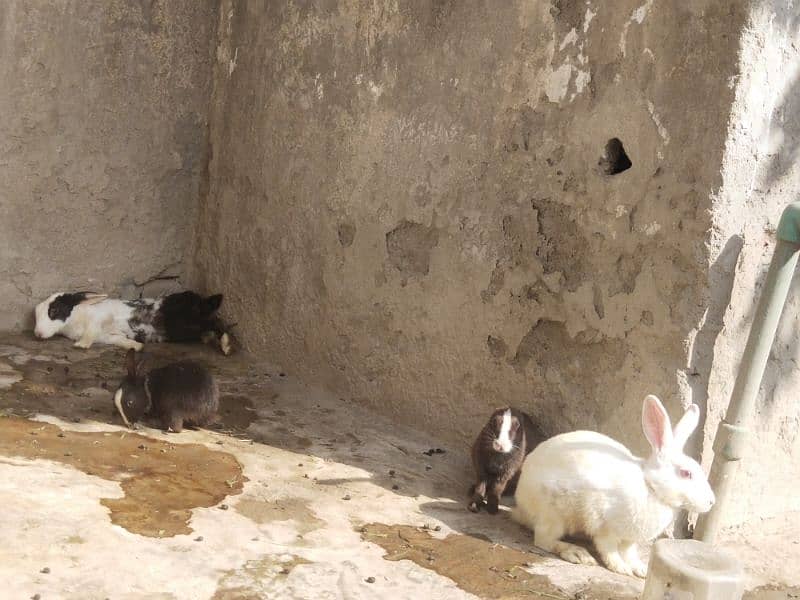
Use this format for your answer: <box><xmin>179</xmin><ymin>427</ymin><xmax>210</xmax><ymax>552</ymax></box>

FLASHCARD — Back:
<box><xmin>631</xmin><ymin>560</ymin><xmax>648</xmax><ymax>578</ymax></box>
<box><xmin>603</xmin><ymin>553</ymin><xmax>635</xmax><ymax>576</ymax></box>
<box><xmin>559</xmin><ymin>545</ymin><xmax>597</xmax><ymax>566</ymax></box>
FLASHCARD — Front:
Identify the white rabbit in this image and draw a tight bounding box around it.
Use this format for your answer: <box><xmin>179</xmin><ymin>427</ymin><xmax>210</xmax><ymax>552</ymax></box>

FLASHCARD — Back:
<box><xmin>512</xmin><ymin>394</ymin><xmax>715</xmax><ymax>578</ymax></box>
<box><xmin>33</xmin><ymin>291</ymin><xmax>231</xmax><ymax>354</ymax></box>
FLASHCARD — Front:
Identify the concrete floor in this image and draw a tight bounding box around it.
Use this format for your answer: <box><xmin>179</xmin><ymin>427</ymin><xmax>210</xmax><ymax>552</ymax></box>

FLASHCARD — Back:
<box><xmin>0</xmin><ymin>334</ymin><xmax>796</xmax><ymax>600</ymax></box>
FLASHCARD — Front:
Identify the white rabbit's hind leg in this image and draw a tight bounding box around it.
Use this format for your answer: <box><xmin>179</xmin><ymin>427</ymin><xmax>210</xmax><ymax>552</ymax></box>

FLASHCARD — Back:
<box><xmin>534</xmin><ymin>520</ymin><xmax>597</xmax><ymax>566</ymax></box>
<box><xmin>594</xmin><ymin>535</ymin><xmax>634</xmax><ymax>576</ymax></box>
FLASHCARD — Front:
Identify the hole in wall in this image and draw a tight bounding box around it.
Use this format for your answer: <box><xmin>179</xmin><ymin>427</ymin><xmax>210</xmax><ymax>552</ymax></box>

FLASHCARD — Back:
<box><xmin>600</xmin><ymin>138</ymin><xmax>632</xmax><ymax>175</ymax></box>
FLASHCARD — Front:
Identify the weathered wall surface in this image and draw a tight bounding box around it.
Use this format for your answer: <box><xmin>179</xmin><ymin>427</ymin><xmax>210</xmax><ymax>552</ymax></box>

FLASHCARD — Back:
<box><xmin>0</xmin><ymin>1</ymin><xmax>216</xmax><ymax>329</ymax></box>
<box><xmin>194</xmin><ymin>0</ymin><xmax>745</xmax><ymax>459</ymax></box>
<box><xmin>702</xmin><ymin>2</ymin><xmax>800</xmax><ymax>529</ymax></box>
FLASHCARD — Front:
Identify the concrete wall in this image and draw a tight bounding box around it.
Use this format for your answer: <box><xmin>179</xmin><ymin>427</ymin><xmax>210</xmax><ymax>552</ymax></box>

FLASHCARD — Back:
<box><xmin>0</xmin><ymin>1</ymin><xmax>217</xmax><ymax>329</ymax></box>
<box><xmin>702</xmin><ymin>2</ymin><xmax>800</xmax><ymax>528</ymax></box>
<box><xmin>193</xmin><ymin>0</ymin><xmax>745</xmax><ymax>459</ymax></box>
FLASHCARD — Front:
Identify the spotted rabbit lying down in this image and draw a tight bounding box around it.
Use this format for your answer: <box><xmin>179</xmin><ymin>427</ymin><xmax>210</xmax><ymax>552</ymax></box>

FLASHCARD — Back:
<box><xmin>33</xmin><ymin>290</ymin><xmax>232</xmax><ymax>354</ymax></box>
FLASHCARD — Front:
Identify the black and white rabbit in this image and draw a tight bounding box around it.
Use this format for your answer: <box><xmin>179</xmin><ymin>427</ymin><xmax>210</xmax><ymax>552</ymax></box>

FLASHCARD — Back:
<box><xmin>34</xmin><ymin>290</ymin><xmax>232</xmax><ymax>354</ymax></box>
<box><xmin>468</xmin><ymin>407</ymin><xmax>545</xmax><ymax>514</ymax></box>
<box><xmin>113</xmin><ymin>349</ymin><xmax>219</xmax><ymax>433</ymax></box>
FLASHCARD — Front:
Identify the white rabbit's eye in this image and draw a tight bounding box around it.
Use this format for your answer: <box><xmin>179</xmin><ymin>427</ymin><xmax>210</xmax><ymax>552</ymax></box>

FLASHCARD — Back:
<box><xmin>678</xmin><ymin>468</ymin><xmax>692</xmax><ymax>479</ymax></box>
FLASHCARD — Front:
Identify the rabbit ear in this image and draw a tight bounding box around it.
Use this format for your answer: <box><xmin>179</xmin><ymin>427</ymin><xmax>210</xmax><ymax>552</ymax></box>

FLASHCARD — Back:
<box><xmin>125</xmin><ymin>349</ymin><xmax>137</xmax><ymax>376</ymax></box>
<box><xmin>672</xmin><ymin>404</ymin><xmax>700</xmax><ymax>451</ymax></box>
<box><xmin>205</xmin><ymin>294</ymin><xmax>223</xmax><ymax>313</ymax></box>
<box><xmin>79</xmin><ymin>293</ymin><xmax>108</xmax><ymax>306</ymax></box>
<box><xmin>642</xmin><ymin>394</ymin><xmax>673</xmax><ymax>454</ymax></box>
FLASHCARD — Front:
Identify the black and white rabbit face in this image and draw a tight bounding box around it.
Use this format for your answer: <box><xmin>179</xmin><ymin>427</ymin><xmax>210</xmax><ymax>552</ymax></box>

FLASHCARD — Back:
<box><xmin>113</xmin><ymin>379</ymin><xmax>149</xmax><ymax>427</ymax></box>
<box><xmin>490</xmin><ymin>409</ymin><xmax>520</xmax><ymax>454</ymax></box>
<box><xmin>34</xmin><ymin>292</ymin><xmax>78</xmax><ymax>339</ymax></box>
<box><xmin>34</xmin><ymin>291</ymin><xmax>107</xmax><ymax>339</ymax></box>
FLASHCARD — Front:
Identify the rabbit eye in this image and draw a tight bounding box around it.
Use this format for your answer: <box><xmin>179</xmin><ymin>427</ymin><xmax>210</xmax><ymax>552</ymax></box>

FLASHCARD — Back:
<box><xmin>678</xmin><ymin>468</ymin><xmax>692</xmax><ymax>479</ymax></box>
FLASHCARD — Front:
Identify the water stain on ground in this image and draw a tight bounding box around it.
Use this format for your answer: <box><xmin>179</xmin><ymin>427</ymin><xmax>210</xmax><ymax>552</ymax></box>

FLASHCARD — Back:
<box><xmin>235</xmin><ymin>497</ymin><xmax>323</xmax><ymax>535</ymax></box>
<box><xmin>0</xmin><ymin>416</ymin><xmax>245</xmax><ymax>537</ymax></box>
<box><xmin>218</xmin><ymin>395</ymin><xmax>258</xmax><ymax>429</ymax></box>
<box><xmin>212</xmin><ymin>555</ymin><xmax>311</xmax><ymax>599</ymax></box>
<box><xmin>360</xmin><ymin>523</ymin><xmax>636</xmax><ymax>600</ymax></box>
<box><xmin>744</xmin><ymin>585</ymin><xmax>800</xmax><ymax>599</ymax></box>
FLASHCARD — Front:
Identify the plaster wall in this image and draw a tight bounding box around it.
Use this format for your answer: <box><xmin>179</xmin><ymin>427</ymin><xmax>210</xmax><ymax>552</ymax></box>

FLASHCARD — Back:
<box><xmin>0</xmin><ymin>0</ymin><xmax>217</xmax><ymax>329</ymax></box>
<box><xmin>702</xmin><ymin>1</ymin><xmax>800</xmax><ymax>528</ymax></box>
<box><xmin>193</xmin><ymin>0</ymin><xmax>745</xmax><ymax>460</ymax></box>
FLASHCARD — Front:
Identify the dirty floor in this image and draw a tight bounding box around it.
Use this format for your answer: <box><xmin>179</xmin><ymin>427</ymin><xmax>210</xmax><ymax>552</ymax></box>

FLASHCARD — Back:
<box><xmin>0</xmin><ymin>334</ymin><xmax>796</xmax><ymax>600</ymax></box>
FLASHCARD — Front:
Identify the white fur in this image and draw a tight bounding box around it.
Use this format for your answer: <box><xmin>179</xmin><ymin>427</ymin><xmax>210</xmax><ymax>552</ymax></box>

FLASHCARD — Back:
<box><xmin>34</xmin><ymin>293</ymin><xmax>143</xmax><ymax>351</ymax></box>
<box><xmin>113</xmin><ymin>388</ymin><xmax>131</xmax><ymax>427</ymax></box>
<box><xmin>513</xmin><ymin>394</ymin><xmax>715</xmax><ymax>578</ymax></box>
<box><xmin>496</xmin><ymin>408</ymin><xmax>514</xmax><ymax>453</ymax></box>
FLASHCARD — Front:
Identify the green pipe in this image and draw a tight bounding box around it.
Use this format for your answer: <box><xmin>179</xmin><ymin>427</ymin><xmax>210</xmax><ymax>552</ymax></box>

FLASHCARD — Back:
<box><xmin>695</xmin><ymin>202</ymin><xmax>800</xmax><ymax>543</ymax></box>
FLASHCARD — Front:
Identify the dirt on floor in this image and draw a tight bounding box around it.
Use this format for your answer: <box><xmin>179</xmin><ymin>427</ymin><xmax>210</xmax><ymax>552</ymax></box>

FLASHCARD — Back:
<box><xmin>0</xmin><ymin>333</ymin><xmax>796</xmax><ymax>599</ymax></box>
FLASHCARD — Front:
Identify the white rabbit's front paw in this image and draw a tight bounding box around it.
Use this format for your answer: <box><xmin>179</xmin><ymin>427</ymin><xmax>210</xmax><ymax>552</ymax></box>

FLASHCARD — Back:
<box><xmin>600</xmin><ymin>550</ymin><xmax>636</xmax><ymax>576</ymax></box>
<box><xmin>631</xmin><ymin>560</ymin><xmax>648</xmax><ymax>578</ymax></box>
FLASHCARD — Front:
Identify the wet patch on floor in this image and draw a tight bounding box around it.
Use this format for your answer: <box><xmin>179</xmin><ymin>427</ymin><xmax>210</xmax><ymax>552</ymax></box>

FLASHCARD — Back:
<box><xmin>217</xmin><ymin>395</ymin><xmax>258</xmax><ymax>429</ymax></box>
<box><xmin>235</xmin><ymin>497</ymin><xmax>324</xmax><ymax>535</ymax></box>
<box><xmin>360</xmin><ymin>523</ymin><xmax>637</xmax><ymax>600</ymax></box>
<box><xmin>745</xmin><ymin>585</ymin><xmax>800</xmax><ymax>599</ymax></box>
<box><xmin>212</xmin><ymin>555</ymin><xmax>312</xmax><ymax>599</ymax></box>
<box><xmin>0</xmin><ymin>416</ymin><xmax>245</xmax><ymax>537</ymax></box>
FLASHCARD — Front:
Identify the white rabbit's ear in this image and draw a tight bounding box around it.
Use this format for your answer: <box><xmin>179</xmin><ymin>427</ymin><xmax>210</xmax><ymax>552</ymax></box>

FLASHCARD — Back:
<box><xmin>672</xmin><ymin>404</ymin><xmax>700</xmax><ymax>451</ymax></box>
<box><xmin>80</xmin><ymin>293</ymin><xmax>108</xmax><ymax>306</ymax></box>
<box><xmin>642</xmin><ymin>394</ymin><xmax>673</xmax><ymax>454</ymax></box>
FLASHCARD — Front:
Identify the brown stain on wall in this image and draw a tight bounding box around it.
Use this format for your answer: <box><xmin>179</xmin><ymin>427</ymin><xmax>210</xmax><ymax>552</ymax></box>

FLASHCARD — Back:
<box><xmin>360</xmin><ymin>523</ymin><xmax>636</xmax><ymax>600</ymax></box>
<box><xmin>0</xmin><ymin>417</ymin><xmax>245</xmax><ymax>537</ymax></box>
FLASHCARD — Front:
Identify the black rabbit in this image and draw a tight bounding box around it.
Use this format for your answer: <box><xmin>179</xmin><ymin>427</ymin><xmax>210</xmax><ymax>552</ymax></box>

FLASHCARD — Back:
<box><xmin>113</xmin><ymin>349</ymin><xmax>219</xmax><ymax>433</ymax></box>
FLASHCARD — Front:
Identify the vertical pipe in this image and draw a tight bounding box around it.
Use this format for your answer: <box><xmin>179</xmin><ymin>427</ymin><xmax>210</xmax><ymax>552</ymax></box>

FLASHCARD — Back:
<box><xmin>695</xmin><ymin>202</ymin><xmax>800</xmax><ymax>543</ymax></box>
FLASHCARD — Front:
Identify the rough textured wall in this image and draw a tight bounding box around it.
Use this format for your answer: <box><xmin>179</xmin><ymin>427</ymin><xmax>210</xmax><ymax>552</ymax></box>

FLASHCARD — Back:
<box><xmin>0</xmin><ymin>1</ymin><xmax>216</xmax><ymax>329</ymax></box>
<box><xmin>193</xmin><ymin>0</ymin><xmax>746</xmax><ymax>457</ymax></box>
<box><xmin>702</xmin><ymin>2</ymin><xmax>800</xmax><ymax>529</ymax></box>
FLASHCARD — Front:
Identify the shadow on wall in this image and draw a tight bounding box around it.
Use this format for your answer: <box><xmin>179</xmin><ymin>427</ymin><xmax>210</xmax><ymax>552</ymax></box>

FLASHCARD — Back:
<box><xmin>762</xmin><ymin>10</ymin><xmax>800</xmax><ymax>191</ymax></box>
<box><xmin>686</xmin><ymin>235</ymin><xmax>744</xmax><ymax>452</ymax></box>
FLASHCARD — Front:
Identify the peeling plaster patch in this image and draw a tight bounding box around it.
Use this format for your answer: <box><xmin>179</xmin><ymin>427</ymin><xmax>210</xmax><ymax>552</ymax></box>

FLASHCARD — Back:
<box><xmin>559</xmin><ymin>28</ymin><xmax>578</xmax><ymax>51</ymax></box>
<box><xmin>615</xmin><ymin>205</ymin><xmax>628</xmax><ymax>218</ymax></box>
<box><xmin>583</xmin><ymin>8</ymin><xmax>596</xmax><ymax>33</ymax></box>
<box><xmin>368</xmin><ymin>81</ymin><xmax>384</xmax><ymax>100</ymax></box>
<box><xmin>574</xmin><ymin>69</ymin><xmax>591</xmax><ymax>95</ymax></box>
<box><xmin>619</xmin><ymin>0</ymin><xmax>654</xmax><ymax>57</ymax></box>
<box><xmin>314</xmin><ymin>74</ymin><xmax>324</xmax><ymax>100</ymax></box>
<box><xmin>545</xmin><ymin>63</ymin><xmax>572</xmax><ymax>103</ymax></box>
<box><xmin>647</xmin><ymin>101</ymin><xmax>670</xmax><ymax>144</ymax></box>
<box><xmin>632</xmin><ymin>0</ymin><xmax>654</xmax><ymax>24</ymax></box>
<box><xmin>644</xmin><ymin>222</ymin><xmax>661</xmax><ymax>236</ymax></box>
<box><xmin>228</xmin><ymin>47</ymin><xmax>238</xmax><ymax>76</ymax></box>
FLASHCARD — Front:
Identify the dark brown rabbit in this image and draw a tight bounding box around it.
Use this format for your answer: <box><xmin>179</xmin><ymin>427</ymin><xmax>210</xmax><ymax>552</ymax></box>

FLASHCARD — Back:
<box><xmin>468</xmin><ymin>407</ymin><xmax>545</xmax><ymax>514</ymax></box>
<box><xmin>113</xmin><ymin>349</ymin><xmax>219</xmax><ymax>433</ymax></box>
